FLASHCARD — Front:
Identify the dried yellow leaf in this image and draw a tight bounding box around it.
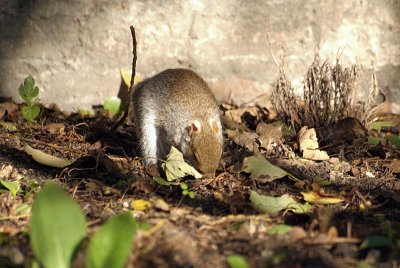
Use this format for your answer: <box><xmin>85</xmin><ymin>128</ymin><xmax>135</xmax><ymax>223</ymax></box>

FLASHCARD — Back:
<box><xmin>24</xmin><ymin>144</ymin><xmax>73</xmax><ymax>168</ymax></box>
<box><xmin>301</xmin><ymin>191</ymin><xmax>344</xmax><ymax>204</ymax></box>
<box><xmin>130</xmin><ymin>199</ymin><xmax>152</xmax><ymax>211</ymax></box>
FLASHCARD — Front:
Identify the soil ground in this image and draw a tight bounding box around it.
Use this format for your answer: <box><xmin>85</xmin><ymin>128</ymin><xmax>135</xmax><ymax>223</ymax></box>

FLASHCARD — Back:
<box><xmin>0</xmin><ymin>103</ymin><xmax>399</xmax><ymax>268</ymax></box>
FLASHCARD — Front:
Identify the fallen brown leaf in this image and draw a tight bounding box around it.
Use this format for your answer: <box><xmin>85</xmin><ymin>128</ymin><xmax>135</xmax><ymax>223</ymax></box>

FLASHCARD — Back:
<box><xmin>43</xmin><ymin>123</ymin><xmax>65</xmax><ymax>135</ymax></box>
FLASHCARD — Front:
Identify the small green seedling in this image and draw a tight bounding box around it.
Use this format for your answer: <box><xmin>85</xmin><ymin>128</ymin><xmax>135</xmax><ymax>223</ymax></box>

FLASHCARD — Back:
<box><xmin>104</xmin><ymin>96</ymin><xmax>122</xmax><ymax>116</ymax></box>
<box><xmin>78</xmin><ymin>108</ymin><xmax>95</xmax><ymax>118</ymax></box>
<box><xmin>18</xmin><ymin>75</ymin><xmax>41</xmax><ymax>122</ymax></box>
<box><xmin>0</xmin><ymin>179</ymin><xmax>20</xmax><ymax>198</ymax></box>
<box><xmin>227</xmin><ymin>255</ymin><xmax>249</xmax><ymax>268</ymax></box>
<box><xmin>152</xmin><ymin>178</ymin><xmax>196</xmax><ymax>199</ymax></box>
<box><xmin>180</xmin><ymin>182</ymin><xmax>196</xmax><ymax>199</ymax></box>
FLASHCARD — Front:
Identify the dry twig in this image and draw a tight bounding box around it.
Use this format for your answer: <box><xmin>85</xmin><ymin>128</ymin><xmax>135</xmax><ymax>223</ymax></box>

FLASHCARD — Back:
<box><xmin>113</xmin><ymin>25</ymin><xmax>138</xmax><ymax>131</ymax></box>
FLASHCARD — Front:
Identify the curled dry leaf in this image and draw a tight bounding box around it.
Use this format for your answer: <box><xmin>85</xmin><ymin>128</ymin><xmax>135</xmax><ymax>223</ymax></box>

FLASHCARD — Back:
<box><xmin>224</xmin><ymin>107</ymin><xmax>259</xmax><ymax>125</ymax></box>
<box><xmin>256</xmin><ymin>121</ymin><xmax>284</xmax><ymax>151</ymax></box>
<box><xmin>152</xmin><ymin>198</ymin><xmax>170</xmax><ymax>212</ymax></box>
<box><xmin>298</xmin><ymin>126</ymin><xmax>319</xmax><ymax>150</ymax></box>
<box><xmin>298</xmin><ymin>126</ymin><xmax>329</xmax><ymax>161</ymax></box>
<box><xmin>24</xmin><ymin>144</ymin><xmax>73</xmax><ymax>168</ymax></box>
<box><xmin>227</xmin><ymin>129</ymin><xmax>258</xmax><ymax>151</ymax></box>
<box><xmin>250</xmin><ymin>191</ymin><xmax>312</xmax><ymax>215</ymax></box>
<box><xmin>387</xmin><ymin>159</ymin><xmax>400</xmax><ymax>173</ymax></box>
<box><xmin>302</xmin><ymin>149</ymin><xmax>330</xmax><ymax>161</ymax></box>
<box><xmin>0</xmin><ymin>101</ymin><xmax>18</xmax><ymax>119</ymax></box>
<box><xmin>301</xmin><ymin>191</ymin><xmax>344</xmax><ymax>205</ymax></box>
<box><xmin>162</xmin><ymin>146</ymin><xmax>202</xmax><ymax>181</ymax></box>
<box><xmin>43</xmin><ymin>123</ymin><xmax>65</xmax><ymax>135</ymax></box>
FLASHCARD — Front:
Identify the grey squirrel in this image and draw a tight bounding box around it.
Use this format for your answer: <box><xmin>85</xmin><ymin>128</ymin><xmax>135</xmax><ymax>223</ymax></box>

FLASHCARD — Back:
<box><xmin>132</xmin><ymin>68</ymin><xmax>223</xmax><ymax>176</ymax></box>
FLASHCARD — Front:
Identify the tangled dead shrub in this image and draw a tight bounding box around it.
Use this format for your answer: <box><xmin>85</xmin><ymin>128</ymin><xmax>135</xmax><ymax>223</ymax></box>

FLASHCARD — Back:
<box><xmin>271</xmin><ymin>52</ymin><xmax>380</xmax><ymax>130</ymax></box>
<box><xmin>271</xmin><ymin>62</ymin><xmax>301</xmax><ymax>130</ymax></box>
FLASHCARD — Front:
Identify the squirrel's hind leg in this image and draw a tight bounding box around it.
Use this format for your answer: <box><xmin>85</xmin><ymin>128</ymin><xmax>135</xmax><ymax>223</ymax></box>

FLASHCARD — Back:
<box><xmin>137</xmin><ymin>111</ymin><xmax>158</xmax><ymax>167</ymax></box>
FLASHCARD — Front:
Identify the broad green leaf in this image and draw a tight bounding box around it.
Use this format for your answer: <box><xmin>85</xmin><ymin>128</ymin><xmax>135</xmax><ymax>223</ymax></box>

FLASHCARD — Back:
<box><xmin>242</xmin><ymin>155</ymin><xmax>287</xmax><ymax>182</ymax></box>
<box><xmin>368</xmin><ymin>136</ymin><xmax>380</xmax><ymax>146</ymax></box>
<box><xmin>360</xmin><ymin>235</ymin><xmax>392</xmax><ymax>249</ymax></box>
<box><xmin>22</xmin><ymin>105</ymin><xmax>40</xmax><ymax>122</ymax></box>
<box><xmin>161</xmin><ymin>146</ymin><xmax>202</xmax><ymax>181</ymax></box>
<box><xmin>18</xmin><ymin>75</ymin><xmax>39</xmax><ymax>102</ymax></box>
<box><xmin>104</xmin><ymin>96</ymin><xmax>121</xmax><ymax>116</ymax></box>
<box><xmin>268</xmin><ymin>224</ymin><xmax>292</xmax><ymax>235</ymax></box>
<box><xmin>0</xmin><ymin>180</ymin><xmax>20</xmax><ymax>198</ymax></box>
<box><xmin>24</xmin><ymin>144</ymin><xmax>73</xmax><ymax>168</ymax></box>
<box><xmin>152</xmin><ymin>176</ymin><xmax>171</xmax><ymax>186</ymax></box>
<box><xmin>250</xmin><ymin>191</ymin><xmax>312</xmax><ymax>215</ymax></box>
<box><xmin>227</xmin><ymin>255</ymin><xmax>249</xmax><ymax>268</ymax></box>
<box><xmin>30</xmin><ymin>183</ymin><xmax>87</xmax><ymax>268</ymax></box>
<box><xmin>301</xmin><ymin>191</ymin><xmax>344</xmax><ymax>204</ymax></box>
<box><xmin>369</xmin><ymin>121</ymin><xmax>395</xmax><ymax>132</ymax></box>
<box><xmin>387</xmin><ymin>135</ymin><xmax>400</xmax><ymax>149</ymax></box>
<box><xmin>86</xmin><ymin>212</ymin><xmax>137</xmax><ymax>268</ymax></box>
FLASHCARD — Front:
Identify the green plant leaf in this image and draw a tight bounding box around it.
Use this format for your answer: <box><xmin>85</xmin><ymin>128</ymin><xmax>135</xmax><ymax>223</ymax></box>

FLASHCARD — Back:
<box><xmin>227</xmin><ymin>254</ymin><xmax>249</xmax><ymax>268</ymax></box>
<box><xmin>29</xmin><ymin>183</ymin><xmax>87</xmax><ymax>268</ymax></box>
<box><xmin>180</xmin><ymin>182</ymin><xmax>188</xmax><ymax>190</ymax></box>
<box><xmin>368</xmin><ymin>136</ymin><xmax>380</xmax><ymax>146</ymax></box>
<box><xmin>78</xmin><ymin>109</ymin><xmax>95</xmax><ymax>117</ymax></box>
<box><xmin>369</xmin><ymin>121</ymin><xmax>395</xmax><ymax>132</ymax></box>
<box><xmin>18</xmin><ymin>75</ymin><xmax>39</xmax><ymax>102</ymax></box>
<box><xmin>387</xmin><ymin>135</ymin><xmax>400</xmax><ymax>149</ymax></box>
<box><xmin>250</xmin><ymin>191</ymin><xmax>312</xmax><ymax>215</ymax></box>
<box><xmin>0</xmin><ymin>180</ymin><xmax>20</xmax><ymax>198</ymax></box>
<box><xmin>152</xmin><ymin>176</ymin><xmax>171</xmax><ymax>186</ymax></box>
<box><xmin>161</xmin><ymin>146</ymin><xmax>202</xmax><ymax>181</ymax></box>
<box><xmin>22</xmin><ymin>105</ymin><xmax>40</xmax><ymax>122</ymax></box>
<box><xmin>15</xmin><ymin>203</ymin><xmax>31</xmax><ymax>215</ymax></box>
<box><xmin>188</xmin><ymin>191</ymin><xmax>196</xmax><ymax>199</ymax></box>
<box><xmin>360</xmin><ymin>235</ymin><xmax>392</xmax><ymax>249</ymax></box>
<box><xmin>268</xmin><ymin>224</ymin><xmax>292</xmax><ymax>235</ymax></box>
<box><xmin>86</xmin><ymin>212</ymin><xmax>137</xmax><ymax>268</ymax></box>
<box><xmin>242</xmin><ymin>155</ymin><xmax>288</xmax><ymax>182</ymax></box>
<box><xmin>356</xmin><ymin>260</ymin><xmax>376</xmax><ymax>268</ymax></box>
<box><xmin>104</xmin><ymin>96</ymin><xmax>121</xmax><ymax>116</ymax></box>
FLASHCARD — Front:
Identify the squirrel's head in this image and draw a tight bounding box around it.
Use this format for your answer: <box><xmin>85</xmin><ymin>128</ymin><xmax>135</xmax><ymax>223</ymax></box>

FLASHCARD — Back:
<box><xmin>187</xmin><ymin>118</ymin><xmax>222</xmax><ymax>177</ymax></box>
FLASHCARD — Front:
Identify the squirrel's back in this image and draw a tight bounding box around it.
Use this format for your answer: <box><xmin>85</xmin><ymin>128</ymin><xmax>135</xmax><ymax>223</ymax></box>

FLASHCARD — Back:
<box><xmin>134</xmin><ymin>68</ymin><xmax>218</xmax><ymax>118</ymax></box>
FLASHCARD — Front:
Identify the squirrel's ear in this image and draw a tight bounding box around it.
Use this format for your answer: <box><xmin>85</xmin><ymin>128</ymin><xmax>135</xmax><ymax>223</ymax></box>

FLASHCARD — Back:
<box><xmin>209</xmin><ymin>118</ymin><xmax>219</xmax><ymax>132</ymax></box>
<box><xmin>188</xmin><ymin>120</ymin><xmax>202</xmax><ymax>137</ymax></box>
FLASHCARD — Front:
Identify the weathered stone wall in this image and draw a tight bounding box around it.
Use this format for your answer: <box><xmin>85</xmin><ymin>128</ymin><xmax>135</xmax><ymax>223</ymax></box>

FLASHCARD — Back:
<box><xmin>0</xmin><ymin>0</ymin><xmax>399</xmax><ymax>113</ymax></box>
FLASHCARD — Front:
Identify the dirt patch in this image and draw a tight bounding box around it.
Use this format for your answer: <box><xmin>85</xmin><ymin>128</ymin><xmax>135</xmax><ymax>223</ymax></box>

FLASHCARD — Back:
<box><xmin>0</xmin><ymin>104</ymin><xmax>399</xmax><ymax>268</ymax></box>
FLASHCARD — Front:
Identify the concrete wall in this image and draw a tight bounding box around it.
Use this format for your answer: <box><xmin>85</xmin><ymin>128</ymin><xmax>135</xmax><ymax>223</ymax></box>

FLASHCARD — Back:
<box><xmin>0</xmin><ymin>0</ymin><xmax>399</xmax><ymax>113</ymax></box>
